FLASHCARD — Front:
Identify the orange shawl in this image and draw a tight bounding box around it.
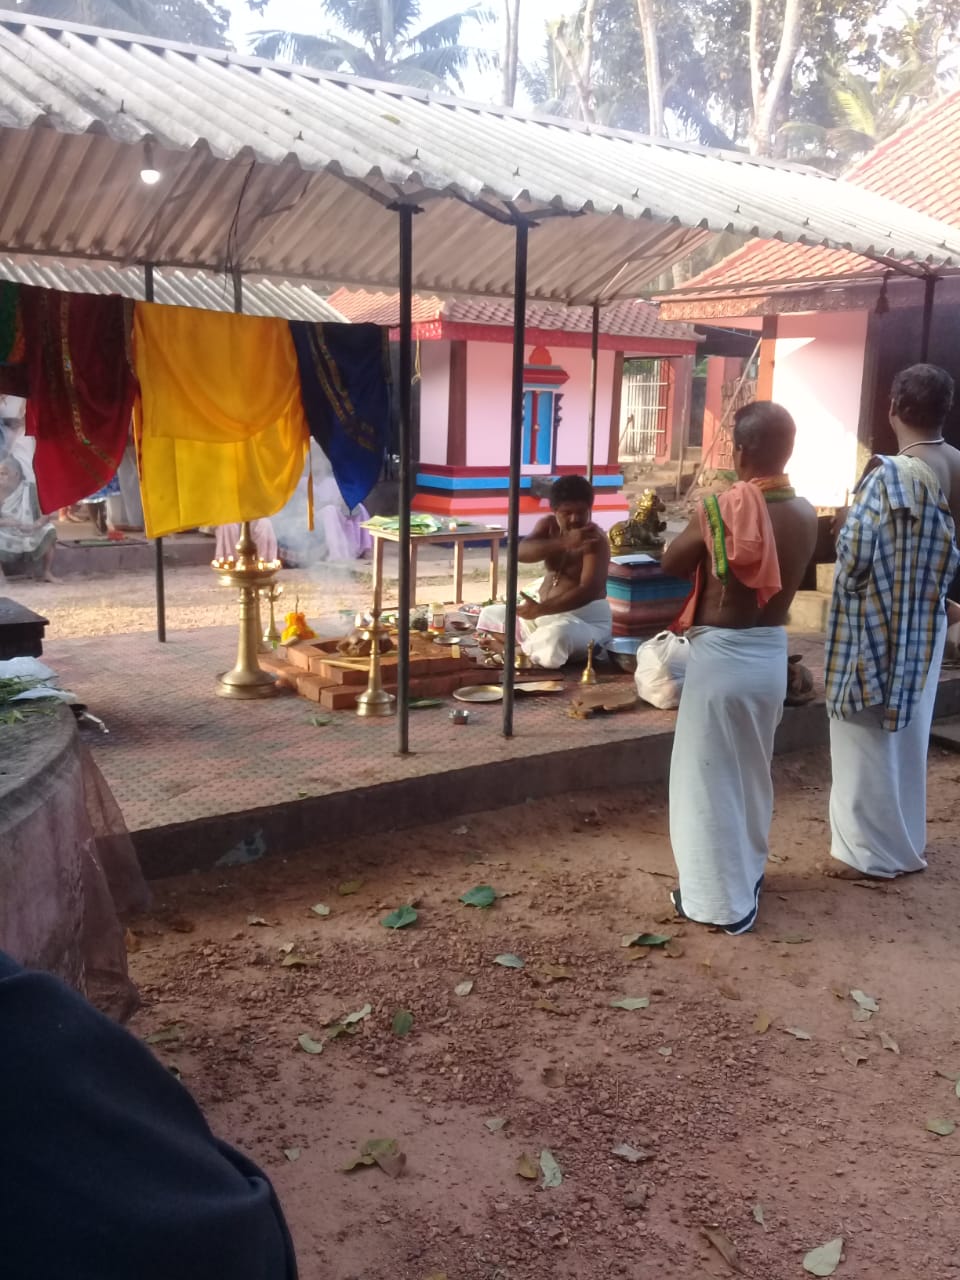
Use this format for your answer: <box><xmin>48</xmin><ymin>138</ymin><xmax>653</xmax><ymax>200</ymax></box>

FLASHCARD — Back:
<box><xmin>675</xmin><ymin>479</ymin><xmax>782</xmax><ymax>632</ymax></box>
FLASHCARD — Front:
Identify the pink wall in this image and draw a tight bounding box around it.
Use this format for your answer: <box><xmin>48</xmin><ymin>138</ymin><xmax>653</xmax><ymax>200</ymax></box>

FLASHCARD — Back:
<box><xmin>464</xmin><ymin>341</ymin><xmax>615</xmax><ymax>471</ymax></box>
<box><xmin>418</xmin><ymin>340</ymin><xmax>451</xmax><ymax>466</ymax></box>
<box><xmin>771</xmin><ymin>311</ymin><xmax>869</xmax><ymax>508</ymax></box>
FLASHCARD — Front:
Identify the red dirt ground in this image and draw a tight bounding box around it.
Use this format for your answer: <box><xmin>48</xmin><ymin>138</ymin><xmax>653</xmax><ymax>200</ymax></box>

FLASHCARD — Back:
<box><xmin>128</xmin><ymin>746</ymin><xmax>960</xmax><ymax>1280</ymax></box>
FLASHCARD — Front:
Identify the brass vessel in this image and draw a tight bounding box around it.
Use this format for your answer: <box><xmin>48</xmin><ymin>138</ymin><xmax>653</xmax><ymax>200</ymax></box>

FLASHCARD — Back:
<box><xmin>212</xmin><ymin>522</ymin><xmax>282</xmax><ymax>699</ymax></box>
<box><xmin>356</xmin><ymin>612</ymin><xmax>396</xmax><ymax>717</ymax></box>
<box><xmin>581</xmin><ymin>639</ymin><xmax>598</xmax><ymax>685</ymax></box>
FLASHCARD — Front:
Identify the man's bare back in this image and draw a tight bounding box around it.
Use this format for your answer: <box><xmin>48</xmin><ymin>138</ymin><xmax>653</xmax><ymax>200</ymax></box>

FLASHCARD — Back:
<box><xmin>694</xmin><ymin>497</ymin><xmax>818</xmax><ymax>628</ymax></box>
<box><xmin>901</xmin><ymin>441</ymin><xmax>960</xmax><ymax>530</ymax></box>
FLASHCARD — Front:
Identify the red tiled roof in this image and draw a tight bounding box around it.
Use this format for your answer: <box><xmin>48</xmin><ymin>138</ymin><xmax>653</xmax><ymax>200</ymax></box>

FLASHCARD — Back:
<box><xmin>327</xmin><ymin>288</ymin><xmax>693</xmax><ymax>342</ymax></box>
<box><xmin>671</xmin><ymin>89</ymin><xmax>960</xmax><ymax>295</ymax></box>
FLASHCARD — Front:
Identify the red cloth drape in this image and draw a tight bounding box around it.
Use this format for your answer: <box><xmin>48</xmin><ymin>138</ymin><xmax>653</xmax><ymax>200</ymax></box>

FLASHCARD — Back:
<box><xmin>20</xmin><ymin>287</ymin><xmax>135</xmax><ymax>514</ymax></box>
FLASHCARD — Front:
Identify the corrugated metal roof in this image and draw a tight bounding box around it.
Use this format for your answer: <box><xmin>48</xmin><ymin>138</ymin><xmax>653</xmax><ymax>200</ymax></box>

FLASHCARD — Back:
<box><xmin>658</xmin><ymin>89</ymin><xmax>960</xmax><ymax>318</ymax></box>
<box><xmin>0</xmin><ymin>255</ymin><xmax>346</xmax><ymax>320</ymax></box>
<box><xmin>329</xmin><ymin>287</ymin><xmax>694</xmax><ymax>341</ymax></box>
<box><xmin>1</xmin><ymin>12</ymin><xmax>959</xmax><ymax>306</ymax></box>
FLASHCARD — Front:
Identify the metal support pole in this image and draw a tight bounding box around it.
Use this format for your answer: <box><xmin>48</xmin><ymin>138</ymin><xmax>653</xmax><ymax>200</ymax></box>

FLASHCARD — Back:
<box><xmin>587</xmin><ymin>300</ymin><xmax>600</xmax><ymax>483</ymax></box>
<box><xmin>502</xmin><ymin>219</ymin><xmax>530</xmax><ymax>739</ymax></box>
<box><xmin>920</xmin><ymin>274</ymin><xmax>938</xmax><ymax>362</ymax></box>
<box><xmin>144</xmin><ymin>263</ymin><xmax>167</xmax><ymax>644</ymax></box>
<box><xmin>396</xmin><ymin>204</ymin><xmax>416</xmax><ymax>755</ymax></box>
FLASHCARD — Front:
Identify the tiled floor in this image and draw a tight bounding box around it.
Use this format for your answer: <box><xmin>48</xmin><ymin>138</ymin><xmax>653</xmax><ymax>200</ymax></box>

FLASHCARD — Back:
<box><xmin>47</xmin><ymin>625</ymin><xmax>827</xmax><ymax>837</ymax></box>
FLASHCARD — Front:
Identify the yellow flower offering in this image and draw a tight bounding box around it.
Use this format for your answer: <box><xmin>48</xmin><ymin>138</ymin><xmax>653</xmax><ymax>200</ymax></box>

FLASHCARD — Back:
<box><xmin>281</xmin><ymin>611</ymin><xmax>316</xmax><ymax>644</ymax></box>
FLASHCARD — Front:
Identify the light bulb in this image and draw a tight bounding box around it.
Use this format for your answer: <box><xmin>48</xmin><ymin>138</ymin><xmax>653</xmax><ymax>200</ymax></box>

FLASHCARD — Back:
<box><xmin>139</xmin><ymin>140</ymin><xmax>161</xmax><ymax>186</ymax></box>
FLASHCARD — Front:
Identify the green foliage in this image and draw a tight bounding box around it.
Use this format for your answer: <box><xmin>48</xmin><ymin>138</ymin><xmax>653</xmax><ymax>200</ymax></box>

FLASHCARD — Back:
<box><xmin>17</xmin><ymin>0</ymin><xmax>230</xmax><ymax>45</ymax></box>
<box><xmin>246</xmin><ymin>0</ymin><xmax>493</xmax><ymax>91</ymax></box>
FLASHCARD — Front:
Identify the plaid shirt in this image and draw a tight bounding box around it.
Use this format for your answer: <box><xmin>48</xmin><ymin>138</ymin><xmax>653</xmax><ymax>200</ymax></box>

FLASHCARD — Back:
<box><xmin>825</xmin><ymin>455</ymin><xmax>959</xmax><ymax>731</ymax></box>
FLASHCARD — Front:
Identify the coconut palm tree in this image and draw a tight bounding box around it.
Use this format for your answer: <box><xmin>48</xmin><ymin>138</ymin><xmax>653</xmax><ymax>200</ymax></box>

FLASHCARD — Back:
<box><xmin>13</xmin><ymin>0</ymin><xmax>229</xmax><ymax>44</ymax></box>
<box><xmin>248</xmin><ymin>0</ymin><xmax>493</xmax><ymax>92</ymax></box>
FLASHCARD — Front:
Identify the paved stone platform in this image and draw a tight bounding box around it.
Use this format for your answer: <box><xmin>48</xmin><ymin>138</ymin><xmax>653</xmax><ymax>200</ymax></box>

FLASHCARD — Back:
<box><xmin>44</xmin><ymin>626</ymin><xmax>960</xmax><ymax>879</ymax></box>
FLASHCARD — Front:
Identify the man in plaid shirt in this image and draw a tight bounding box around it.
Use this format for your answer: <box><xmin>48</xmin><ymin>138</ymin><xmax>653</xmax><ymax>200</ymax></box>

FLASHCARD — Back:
<box><xmin>826</xmin><ymin>364</ymin><xmax>960</xmax><ymax>879</ymax></box>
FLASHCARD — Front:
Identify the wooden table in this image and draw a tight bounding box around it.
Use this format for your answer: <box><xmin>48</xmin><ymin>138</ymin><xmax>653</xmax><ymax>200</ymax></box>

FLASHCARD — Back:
<box><xmin>366</xmin><ymin>524</ymin><xmax>507</xmax><ymax>612</ymax></box>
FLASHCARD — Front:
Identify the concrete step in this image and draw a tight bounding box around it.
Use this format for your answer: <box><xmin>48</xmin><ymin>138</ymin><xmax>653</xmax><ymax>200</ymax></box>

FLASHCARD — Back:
<box><xmin>931</xmin><ymin>715</ymin><xmax>960</xmax><ymax>751</ymax></box>
<box><xmin>788</xmin><ymin>590</ymin><xmax>830</xmax><ymax>633</ymax></box>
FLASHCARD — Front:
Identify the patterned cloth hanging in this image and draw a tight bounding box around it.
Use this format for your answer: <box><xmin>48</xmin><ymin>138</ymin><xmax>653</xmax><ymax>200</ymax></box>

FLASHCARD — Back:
<box><xmin>19</xmin><ymin>287</ymin><xmax>136</xmax><ymax>514</ymax></box>
<box><xmin>289</xmin><ymin>322</ymin><xmax>391</xmax><ymax>512</ymax></box>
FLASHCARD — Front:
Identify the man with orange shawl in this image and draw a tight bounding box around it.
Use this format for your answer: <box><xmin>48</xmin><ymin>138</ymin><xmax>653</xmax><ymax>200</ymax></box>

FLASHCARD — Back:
<box><xmin>661</xmin><ymin>403</ymin><xmax>817</xmax><ymax>934</ymax></box>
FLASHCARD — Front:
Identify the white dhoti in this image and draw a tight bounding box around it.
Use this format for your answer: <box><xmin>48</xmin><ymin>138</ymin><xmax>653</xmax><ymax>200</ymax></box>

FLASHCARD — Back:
<box><xmin>669</xmin><ymin>626</ymin><xmax>787</xmax><ymax>933</ymax></box>
<box><xmin>215</xmin><ymin>519</ymin><xmax>278</xmax><ymax>563</ymax></box>
<box><xmin>829</xmin><ymin>615</ymin><xmax>946</xmax><ymax>877</ymax></box>
<box><xmin>476</xmin><ymin>593</ymin><xmax>612</xmax><ymax>668</ymax></box>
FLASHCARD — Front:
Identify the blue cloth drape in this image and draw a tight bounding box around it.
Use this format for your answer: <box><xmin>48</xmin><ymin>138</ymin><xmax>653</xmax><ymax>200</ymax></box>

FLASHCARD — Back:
<box><xmin>289</xmin><ymin>322</ymin><xmax>391</xmax><ymax>511</ymax></box>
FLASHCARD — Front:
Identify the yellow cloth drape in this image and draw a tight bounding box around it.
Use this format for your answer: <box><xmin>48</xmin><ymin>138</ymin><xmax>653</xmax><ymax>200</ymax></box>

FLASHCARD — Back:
<box><xmin>133</xmin><ymin>303</ymin><xmax>308</xmax><ymax>537</ymax></box>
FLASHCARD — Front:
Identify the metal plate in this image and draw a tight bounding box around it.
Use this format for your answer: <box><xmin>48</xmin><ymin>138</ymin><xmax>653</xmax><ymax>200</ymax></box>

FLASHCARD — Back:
<box><xmin>453</xmin><ymin>685</ymin><xmax>504</xmax><ymax>703</ymax></box>
<box><xmin>515</xmin><ymin>681</ymin><xmax>565</xmax><ymax>694</ymax></box>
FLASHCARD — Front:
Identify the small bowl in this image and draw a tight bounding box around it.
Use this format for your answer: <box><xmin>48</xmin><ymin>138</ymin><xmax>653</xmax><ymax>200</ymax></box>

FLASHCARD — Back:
<box><xmin>605</xmin><ymin>637</ymin><xmax>643</xmax><ymax>674</ymax></box>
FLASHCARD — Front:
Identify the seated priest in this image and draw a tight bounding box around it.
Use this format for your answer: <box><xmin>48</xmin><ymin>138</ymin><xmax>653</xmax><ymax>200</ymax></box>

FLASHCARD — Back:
<box><xmin>477</xmin><ymin>475</ymin><xmax>612</xmax><ymax>668</ymax></box>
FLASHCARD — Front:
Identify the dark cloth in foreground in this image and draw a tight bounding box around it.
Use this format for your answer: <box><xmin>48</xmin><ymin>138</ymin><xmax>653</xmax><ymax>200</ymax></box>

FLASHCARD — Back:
<box><xmin>290</xmin><ymin>321</ymin><xmax>390</xmax><ymax>511</ymax></box>
<box><xmin>20</xmin><ymin>287</ymin><xmax>136</xmax><ymax>514</ymax></box>
<box><xmin>0</xmin><ymin>952</ymin><xmax>298</xmax><ymax>1280</ymax></box>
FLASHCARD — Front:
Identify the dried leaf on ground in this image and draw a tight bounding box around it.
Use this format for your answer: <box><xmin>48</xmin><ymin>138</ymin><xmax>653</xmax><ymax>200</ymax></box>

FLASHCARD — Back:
<box><xmin>342</xmin><ymin>1003</ymin><xmax>373</xmax><ymax>1026</ymax></box>
<box><xmin>278</xmin><ymin>942</ymin><xmax>295</xmax><ymax>955</ymax></box>
<box><xmin>701</xmin><ymin>1226</ymin><xmax>741</xmax><ymax>1272</ymax></box>
<box><xmin>664</xmin><ymin>939</ymin><xmax>685</xmax><ymax>958</ymax></box>
<box><xmin>337</xmin><ymin>880</ymin><xmax>364</xmax><ymax>896</ymax></box>
<box><xmin>540</xmin><ymin>1149</ymin><xmax>563</xmax><ymax>1189</ymax></box>
<box><xmin>541</xmin><ymin>1065</ymin><xmax>566</xmax><ymax>1089</ymax></box>
<box><xmin>935</xmin><ymin>1068</ymin><xmax>960</xmax><ymax>1082</ymax></box>
<box><xmin>753</xmin><ymin>1011</ymin><xmax>772</xmax><ymax>1035</ymax></box>
<box><xmin>783</xmin><ymin>1027</ymin><xmax>813</xmax><ymax>1041</ymax></box>
<box><xmin>342</xmin><ymin>1153</ymin><xmax>376</xmax><ymax>1172</ymax></box>
<box><xmin>364</xmin><ymin>1137</ymin><xmax>406</xmax><ymax>1178</ymax></box>
<box><xmin>752</xmin><ymin>1203</ymin><xmax>766</xmax><ymax>1229</ymax></box>
<box><xmin>297</xmin><ymin>1033</ymin><xmax>324</xmax><ymax>1055</ymax></box>
<box><xmin>282</xmin><ymin>953</ymin><xmax>319</xmax><ymax>968</ymax></box>
<box><xmin>485</xmin><ymin>1117</ymin><xmax>508</xmax><ymax>1133</ymax></box>
<box><xmin>516</xmin><ymin>1153</ymin><xmax>539</xmax><ymax>1180</ymax></box>
<box><xmin>850</xmin><ymin>989</ymin><xmax>879</xmax><ymax>1013</ymax></box>
<box><xmin>718</xmin><ymin>981</ymin><xmax>742</xmax><ymax>1001</ymax></box>
<box><xmin>124</xmin><ymin>928</ymin><xmax>140</xmax><ymax>953</ymax></box>
<box><xmin>657</xmin><ymin>1046</ymin><xmax>673</xmax><ymax>1058</ymax></box>
<box><xmin>611</xmin><ymin>1143</ymin><xmax>650</xmax><ymax>1164</ymax></box>
<box><xmin>460</xmin><ymin>885</ymin><xmax>497</xmax><ymax>909</ymax></box>
<box><xmin>611</xmin><ymin>996</ymin><xmax>650</xmax><ymax>1011</ymax></box>
<box><xmin>310</xmin><ymin>904</ymin><xmax>331</xmax><ymax>917</ymax></box>
<box><xmin>283</xmin><ymin>1148</ymin><xmax>301</xmax><ymax>1162</ymax></box>
<box><xmin>926</xmin><ymin>1118</ymin><xmax>956</xmax><ymax>1136</ymax></box>
<box><xmin>145</xmin><ymin>1024</ymin><xmax>183</xmax><ymax>1046</ymax></box>
<box><xmin>454</xmin><ymin>980</ymin><xmax>474</xmax><ymax>997</ymax></box>
<box><xmin>247</xmin><ymin>915</ymin><xmax>272</xmax><ymax>926</ymax></box>
<box><xmin>956</xmin><ymin>1079</ymin><xmax>960</xmax><ymax>1100</ymax></box>
<box><xmin>879</xmin><ymin>1031</ymin><xmax>900</xmax><ymax>1054</ymax></box>
<box><xmin>535</xmin><ymin>998</ymin><xmax>565</xmax><ymax>1015</ymax></box>
<box><xmin>840</xmin><ymin>1045</ymin><xmax>868</xmax><ymax>1067</ymax></box>
<box><xmin>776</xmin><ymin>934</ymin><xmax>812</xmax><ymax>944</ymax></box>
<box><xmin>494</xmin><ymin>953</ymin><xmax>525</xmax><ymax>969</ymax></box>
<box><xmin>542</xmin><ymin>964</ymin><xmax>573</xmax><ymax>980</ymax></box>
<box><xmin>344</xmin><ymin>1138</ymin><xmax>406</xmax><ymax>1177</ymax></box>
<box><xmin>622</xmin><ymin>933</ymin><xmax>671</xmax><ymax>948</ymax></box>
<box><xmin>852</xmin><ymin>1008</ymin><xmax>874</xmax><ymax>1023</ymax></box>
<box><xmin>391</xmin><ymin>1009</ymin><xmax>414</xmax><ymax>1038</ymax></box>
<box><xmin>382</xmin><ymin>905</ymin><xmax>418</xmax><ymax>930</ymax></box>
<box><xmin>802</xmin><ymin>1237</ymin><xmax>844</xmax><ymax>1276</ymax></box>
